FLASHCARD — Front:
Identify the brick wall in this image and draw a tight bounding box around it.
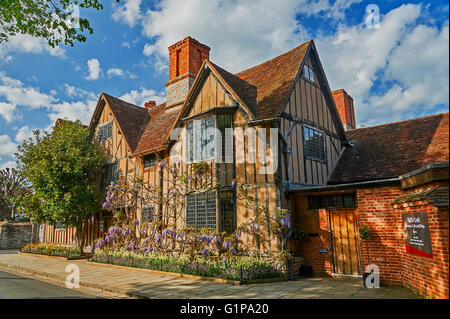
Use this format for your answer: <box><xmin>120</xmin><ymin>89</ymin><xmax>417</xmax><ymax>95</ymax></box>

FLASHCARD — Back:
<box><xmin>291</xmin><ymin>194</ymin><xmax>332</xmax><ymax>276</ymax></box>
<box><xmin>292</xmin><ymin>182</ymin><xmax>449</xmax><ymax>298</ymax></box>
<box><xmin>356</xmin><ymin>186</ymin><xmax>405</xmax><ymax>285</ymax></box>
<box><xmin>393</xmin><ymin>202</ymin><xmax>449</xmax><ymax>299</ymax></box>
<box><xmin>0</xmin><ymin>222</ymin><xmax>32</xmax><ymax>249</ymax></box>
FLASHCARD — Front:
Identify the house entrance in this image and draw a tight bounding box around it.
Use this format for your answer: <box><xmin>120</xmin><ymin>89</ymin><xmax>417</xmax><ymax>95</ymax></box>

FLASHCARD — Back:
<box><xmin>329</xmin><ymin>209</ymin><xmax>362</xmax><ymax>276</ymax></box>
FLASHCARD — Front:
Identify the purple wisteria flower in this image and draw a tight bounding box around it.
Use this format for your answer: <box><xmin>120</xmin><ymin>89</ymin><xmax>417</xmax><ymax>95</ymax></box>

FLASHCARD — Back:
<box><xmin>158</xmin><ymin>161</ymin><xmax>167</xmax><ymax>169</ymax></box>
<box><xmin>202</xmin><ymin>248</ymin><xmax>208</xmax><ymax>256</ymax></box>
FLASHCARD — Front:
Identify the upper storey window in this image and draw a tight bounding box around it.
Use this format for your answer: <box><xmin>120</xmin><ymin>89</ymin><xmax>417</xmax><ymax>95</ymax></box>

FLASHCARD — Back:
<box><xmin>303</xmin><ymin>126</ymin><xmax>325</xmax><ymax>162</ymax></box>
<box><xmin>186</xmin><ymin>115</ymin><xmax>215</xmax><ymax>162</ymax></box>
<box><xmin>98</xmin><ymin>121</ymin><xmax>113</xmax><ymax>143</ymax></box>
<box><xmin>143</xmin><ymin>154</ymin><xmax>156</xmax><ymax>169</ymax></box>
<box><xmin>303</xmin><ymin>65</ymin><xmax>315</xmax><ymax>83</ymax></box>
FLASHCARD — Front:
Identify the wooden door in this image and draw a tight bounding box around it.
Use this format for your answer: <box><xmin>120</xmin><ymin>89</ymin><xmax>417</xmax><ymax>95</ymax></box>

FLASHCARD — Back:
<box><xmin>329</xmin><ymin>210</ymin><xmax>362</xmax><ymax>275</ymax></box>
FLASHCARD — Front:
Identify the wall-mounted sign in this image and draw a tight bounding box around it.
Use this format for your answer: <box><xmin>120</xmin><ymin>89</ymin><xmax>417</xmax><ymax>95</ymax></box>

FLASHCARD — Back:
<box><xmin>402</xmin><ymin>212</ymin><xmax>433</xmax><ymax>258</ymax></box>
<box><xmin>319</xmin><ymin>248</ymin><xmax>328</xmax><ymax>254</ymax></box>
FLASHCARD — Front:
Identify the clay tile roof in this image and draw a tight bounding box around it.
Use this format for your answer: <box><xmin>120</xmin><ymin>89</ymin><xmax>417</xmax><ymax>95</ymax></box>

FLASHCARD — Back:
<box><xmin>102</xmin><ymin>93</ymin><xmax>150</xmax><ymax>152</ymax></box>
<box><xmin>133</xmin><ymin>103</ymin><xmax>180</xmax><ymax>155</ymax></box>
<box><xmin>329</xmin><ymin>112</ymin><xmax>449</xmax><ymax>184</ymax></box>
<box><xmin>391</xmin><ymin>186</ymin><xmax>449</xmax><ymax>207</ymax></box>
<box><xmin>209</xmin><ymin>62</ymin><xmax>257</xmax><ymax>115</ymax></box>
<box><xmin>234</xmin><ymin>40</ymin><xmax>311</xmax><ymax>120</ymax></box>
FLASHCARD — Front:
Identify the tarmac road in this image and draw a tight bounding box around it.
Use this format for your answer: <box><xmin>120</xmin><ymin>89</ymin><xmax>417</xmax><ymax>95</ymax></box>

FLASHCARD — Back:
<box><xmin>0</xmin><ymin>269</ymin><xmax>101</xmax><ymax>299</ymax></box>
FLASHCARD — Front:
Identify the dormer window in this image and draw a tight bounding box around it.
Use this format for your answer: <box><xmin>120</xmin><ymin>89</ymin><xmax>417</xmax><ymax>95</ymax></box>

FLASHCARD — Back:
<box><xmin>303</xmin><ymin>65</ymin><xmax>315</xmax><ymax>83</ymax></box>
<box><xmin>98</xmin><ymin>121</ymin><xmax>113</xmax><ymax>143</ymax></box>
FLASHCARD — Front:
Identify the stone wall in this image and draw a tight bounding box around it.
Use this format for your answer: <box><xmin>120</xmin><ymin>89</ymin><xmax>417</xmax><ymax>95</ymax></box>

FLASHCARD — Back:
<box><xmin>0</xmin><ymin>222</ymin><xmax>32</xmax><ymax>249</ymax></box>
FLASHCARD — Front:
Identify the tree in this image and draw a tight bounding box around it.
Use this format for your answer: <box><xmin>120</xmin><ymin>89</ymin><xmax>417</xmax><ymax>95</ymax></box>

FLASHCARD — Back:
<box><xmin>0</xmin><ymin>0</ymin><xmax>119</xmax><ymax>47</ymax></box>
<box><xmin>15</xmin><ymin>119</ymin><xmax>106</xmax><ymax>252</ymax></box>
<box><xmin>0</xmin><ymin>168</ymin><xmax>27</xmax><ymax>220</ymax></box>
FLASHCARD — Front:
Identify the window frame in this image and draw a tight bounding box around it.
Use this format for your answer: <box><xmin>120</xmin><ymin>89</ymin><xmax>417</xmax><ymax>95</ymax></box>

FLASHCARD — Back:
<box><xmin>98</xmin><ymin>121</ymin><xmax>113</xmax><ymax>143</ymax></box>
<box><xmin>185</xmin><ymin>190</ymin><xmax>217</xmax><ymax>231</ymax></box>
<box><xmin>186</xmin><ymin>115</ymin><xmax>216</xmax><ymax>163</ymax></box>
<box><xmin>303</xmin><ymin>65</ymin><xmax>315</xmax><ymax>83</ymax></box>
<box><xmin>303</xmin><ymin>125</ymin><xmax>326</xmax><ymax>162</ymax></box>
<box><xmin>308</xmin><ymin>193</ymin><xmax>356</xmax><ymax>209</ymax></box>
<box><xmin>143</xmin><ymin>154</ymin><xmax>156</xmax><ymax>169</ymax></box>
<box><xmin>104</xmin><ymin>161</ymin><xmax>118</xmax><ymax>185</ymax></box>
<box><xmin>141</xmin><ymin>205</ymin><xmax>155</xmax><ymax>223</ymax></box>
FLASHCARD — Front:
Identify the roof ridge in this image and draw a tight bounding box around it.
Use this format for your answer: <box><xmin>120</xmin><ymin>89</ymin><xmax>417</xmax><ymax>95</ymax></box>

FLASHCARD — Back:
<box><xmin>235</xmin><ymin>40</ymin><xmax>312</xmax><ymax>76</ymax></box>
<box><xmin>102</xmin><ymin>92</ymin><xmax>148</xmax><ymax>111</ymax></box>
<box><xmin>351</xmin><ymin>112</ymin><xmax>449</xmax><ymax>132</ymax></box>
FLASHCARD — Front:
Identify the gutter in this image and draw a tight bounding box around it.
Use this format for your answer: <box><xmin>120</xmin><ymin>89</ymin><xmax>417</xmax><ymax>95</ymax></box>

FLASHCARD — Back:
<box><xmin>286</xmin><ymin>177</ymin><xmax>400</xmax><ymax>193</ymax></box>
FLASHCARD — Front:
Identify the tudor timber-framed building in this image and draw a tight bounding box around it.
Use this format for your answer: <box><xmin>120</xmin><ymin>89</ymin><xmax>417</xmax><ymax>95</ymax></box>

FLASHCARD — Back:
<box><xmin>40</xmin><ymin>37</ymin><xmax>449</xmax><ymax>298</ymax></box>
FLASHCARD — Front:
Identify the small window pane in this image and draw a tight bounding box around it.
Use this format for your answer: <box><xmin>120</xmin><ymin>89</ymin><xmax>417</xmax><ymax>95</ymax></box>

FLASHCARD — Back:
<box><xmin>303</xmin><ymin>126</ymin><xmax>325</xmax><ymax>162</ymax></box>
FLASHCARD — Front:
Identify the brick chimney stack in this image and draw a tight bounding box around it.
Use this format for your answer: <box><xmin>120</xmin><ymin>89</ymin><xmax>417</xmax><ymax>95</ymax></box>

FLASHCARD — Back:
<box><xmin>332</xmin><ymin>89</ymin><xmax>356</xmax><ymax>131</ymax></box>
<box><xmin>145</xmin><ymin>101</ymin><xmax>156</xmax><ymax>109</ymax></box>
<box><xmin>165</xmin><ymin>36</ymin><xmax>210</xmax><ymax>111</ymax></box>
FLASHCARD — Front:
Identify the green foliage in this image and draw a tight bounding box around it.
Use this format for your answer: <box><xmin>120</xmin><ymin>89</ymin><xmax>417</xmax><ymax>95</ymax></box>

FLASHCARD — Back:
<box><xmin>0</xmin><ymin>0</ymin><xmax>119</xmax><ymax>47</ymax></box>
<box><xmin>291</xmin><ymin>224</ymin><xmax>307</xmax><ymax>241</ymax></box>
<box><xmin>359</xmin><ymin>226</ymin><xmax>371</xmax><ymax>241</ymax></box>
<box><xmin>0</xmin><ymin>167</ymin><xmax>27</xmax><ymax>220</ymax></box>
<box><xmin>15</xmin><ymin>119</ymin><xmax>106</xmax><ymax>229</ymax></box>
<box><xmin>21</xmin><ymin>242</ymin><xmax>81</xmax><ymax>258</ymax></box>
<box><xmin>92</xmin><ymin>249</ymin><xmax>284</xmax><ymax>281</ymax></box>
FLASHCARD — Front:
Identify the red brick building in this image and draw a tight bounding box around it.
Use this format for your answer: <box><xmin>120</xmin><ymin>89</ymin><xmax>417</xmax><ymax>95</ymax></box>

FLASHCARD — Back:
<box><xmin>289</xmin><ymin>113</ymin><xmax>449</xmax><ymax>299</ymax></box>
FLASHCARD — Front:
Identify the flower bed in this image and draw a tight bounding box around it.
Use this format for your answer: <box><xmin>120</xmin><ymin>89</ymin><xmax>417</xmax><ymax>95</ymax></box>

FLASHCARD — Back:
<box><xmin>21</xmin><ymin>243</ymin><xmax>81</xmax><ymax>259</ymax></box>
<box><xmin>91</xmin><ymin>249</ymin><xmax>284</xmax><ymax>282</ymax></box>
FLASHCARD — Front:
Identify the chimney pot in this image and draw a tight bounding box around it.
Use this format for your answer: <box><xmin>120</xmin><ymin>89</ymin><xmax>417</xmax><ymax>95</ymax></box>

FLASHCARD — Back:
<box><xmin>145</xmin><ymin>101</ymin><xmax>156</xmax><ymax>109</ymax></box>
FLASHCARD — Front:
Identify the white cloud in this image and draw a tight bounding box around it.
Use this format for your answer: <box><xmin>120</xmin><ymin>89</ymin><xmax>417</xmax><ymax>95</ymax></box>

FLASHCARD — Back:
<box><xmin>48</xmin><ymin>99</ymin><xmax>98</xmax><ymax>124</ymax></box>
<box><xmin>15</xmin><ymin>126</ymin><xmax>36</xmax><ymax>143</ymax></box>
<box><xmin>0</xmin><ymin>161</ymin><xmax>17</xmax><ymax>170</ymax></box>
<box><xmin>0</xmin><ymin>102</ymin><xmax>16</xmax><ymax>123</ymax></box>
<box><xmin>107</xmin><ymin>68</ymin><xmax>125</xmax><ymax>78</ymax></box>
<box><xmin>0</xmin><ymin>71</ymin><xmax>57</xmax><ymax>121</ymax></box>
<box><xmin>119</xmin><ymin>87</ymin><xmax>165</xmax><ymax>107</ymax></box>
<box><xmin>112</xmin><ymin>0</ymin><xmax>143</xmax><ymax>27</ymax></box>
<box><xmin>0</xmin><ymin>34</ymin><xmax>65</xmax><ymax>60</ymax></box>
<box><xmin>63</xmin><ymin>83</ymin><xmax>95</xmax><ymax>99</ymax></box>
<box><xmin>0</xmin><ymin>135</ymin><xmax>18</xmax><ymax>157</ymax></box>
<box><xmin>314</xmin><ymin>4</ymin><xmax>449</xmax><ymax>125</ymax></box>
<box><xmin>86</xmin><ymin>58</ymin><xmax>102</xmax><ymax>80</ymax></box>
<box><xmin>140</xmin><ymin>0</ymin><xmax>310</xmax><ymax>72</ymax></box>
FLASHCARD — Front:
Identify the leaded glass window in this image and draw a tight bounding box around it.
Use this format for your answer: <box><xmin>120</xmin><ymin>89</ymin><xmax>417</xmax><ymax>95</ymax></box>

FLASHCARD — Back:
<box><xmin>303</xmin><ymin>65</ymin><xmax>315</xmax><ymax>82</ymax></box>
<box><xmin>220</xmin><ymin>191</ymin><xmax>236</xmax><ymax>234</ymax></box>
<box><xmin>141</xmin><ymin>206</ymin><xmax>155</xmax><ymax>223</ymax></box>
<box><xmin>308</xmin><ymin>194</ymin><xmax>356</xmax><ymax>209</ymax></box>
<box><xmin>186</xmin><ymin>116</ymin><xmax>215</xmax><ymax>162</ymax></box>
<box><xmin>98</xmin><ymin>121</ymin><xmax>113</xmax><ymax>143</ymax></box>
<box><xmin>186</xmin><ymin>191</ymin><xmax>217</xmax><ymax>231</ymax></box>
<box><xmin>303</xmin><ymin>126</ymin><xmax>326</xmax><ymax>162</ymax></box>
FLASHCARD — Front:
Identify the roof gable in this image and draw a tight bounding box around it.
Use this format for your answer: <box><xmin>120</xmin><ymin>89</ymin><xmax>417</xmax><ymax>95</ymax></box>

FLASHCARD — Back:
<box><xmin>235</xmin><ymin>40</ymin><xmax>311</xmax><ymax>120</ymax></box>
<box><xmin>88</xmin><ymin>93</ymin><xmax>150</xmax><ymax>153</ymax></box>
<box><xmin>329</xmin><ymin>113</ymin><xmax>449</xmax><ymax>184</ymax></box>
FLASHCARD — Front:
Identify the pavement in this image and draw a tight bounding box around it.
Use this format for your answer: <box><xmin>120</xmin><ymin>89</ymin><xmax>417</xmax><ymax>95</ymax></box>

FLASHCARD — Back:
<box><xmin>0</xmin><ymin>270</ymin><xmax>104</xmax><ymax>299</ymax></box>
<box><xmin>0</xmin><ymin>250</ymin><xmax>422</xmax><ymax>299</ymax></box>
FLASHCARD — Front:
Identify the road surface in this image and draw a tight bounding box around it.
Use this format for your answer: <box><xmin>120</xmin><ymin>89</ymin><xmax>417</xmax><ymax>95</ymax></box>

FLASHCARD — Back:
<box><xmin>0</xmin><ymin>270</ymin><xmax>101</xmax><ymax>299</ymax></box>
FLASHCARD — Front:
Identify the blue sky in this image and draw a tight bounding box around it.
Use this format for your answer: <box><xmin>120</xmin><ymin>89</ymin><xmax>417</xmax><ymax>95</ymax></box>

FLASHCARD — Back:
<box><xmin>0</xmin><ymin>0</ymin><xmax>449</xmax><ymax>170</ymax></box>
